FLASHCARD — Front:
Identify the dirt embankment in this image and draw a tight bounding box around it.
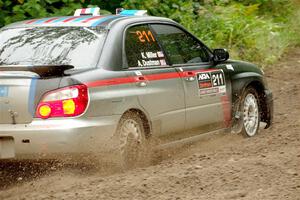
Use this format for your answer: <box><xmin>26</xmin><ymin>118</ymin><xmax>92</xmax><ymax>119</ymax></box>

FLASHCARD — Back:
<box><xmin>1</xmin><ymin>48</ymin><xmax>300</xmax><ymax>200</ymax></box>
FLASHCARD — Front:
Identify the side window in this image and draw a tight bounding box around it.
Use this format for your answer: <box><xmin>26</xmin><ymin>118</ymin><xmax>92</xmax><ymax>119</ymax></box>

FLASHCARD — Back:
<box><xmin>151</xmin><ymin>24</ymin><xmax>210</xmax><ymax>65</ymax></box>
<box><xmin>125</xmin><ymin>25</ymin><xmax>167</xmax><ymax>68</ymax></box>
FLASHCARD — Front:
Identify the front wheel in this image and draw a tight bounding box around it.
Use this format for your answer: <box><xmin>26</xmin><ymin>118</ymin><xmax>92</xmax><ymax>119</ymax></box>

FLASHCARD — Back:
<box><xmin>240</xmin><ymin>87</ymin><xmax>260</xmax><ymax>137</ymax></box>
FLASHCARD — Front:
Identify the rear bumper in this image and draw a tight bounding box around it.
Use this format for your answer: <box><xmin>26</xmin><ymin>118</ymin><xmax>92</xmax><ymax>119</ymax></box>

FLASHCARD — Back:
<box><xmin>0</xmin><ymin>115</ymin><xmax>121</xmax><ymax>160</ymax></box>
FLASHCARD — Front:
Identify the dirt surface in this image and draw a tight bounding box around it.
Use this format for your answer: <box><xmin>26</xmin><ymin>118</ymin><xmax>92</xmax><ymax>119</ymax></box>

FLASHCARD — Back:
<box><xmin>1</xmin><ymin>48</ymin><xmax>300</xmax><ymax>200</ymax></box>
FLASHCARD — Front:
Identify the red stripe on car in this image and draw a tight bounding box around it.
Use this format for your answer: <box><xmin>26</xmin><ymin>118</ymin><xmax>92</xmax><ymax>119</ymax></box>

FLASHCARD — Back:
<box><xmin>44</xmin><ymin>18</ymin><xmax>59</xmax><ymax>23</ymax></box>
<box><xmin>146</xmin><ymin>71</ymin><xmax>180</xmax><ymax>81</ymax></box>
<box><xmin>86</xmin><ymin>71</ymin><xmax>181</xmax><ymax>88</ymax></box>
<box><xmin>221</xmin><ymin>95</ymin><xmax>231</xmax><ymax>127</ymax></box>
<box><xmin>63</xmin><ymin>17</ymin><xmax>79</xmax><ymax>22</ymax></box>
<box><xmin>86</xmin><ymin>76</ymin><xmax>136</xmax><ymax>88</ymax></box>
<box><xmin>86</xmin><ymin>69</ymin><xmax>218</xmax><ymax>88</ymax></box>
<box><xmin>26</xmin><ymin>19</ymin><xmax>37</xmax><ymax>24</ymax></box>
<box><xmin>82</xmin><ymin>16</ymin><xmax>103</xmax><ymax>23</ymax></box>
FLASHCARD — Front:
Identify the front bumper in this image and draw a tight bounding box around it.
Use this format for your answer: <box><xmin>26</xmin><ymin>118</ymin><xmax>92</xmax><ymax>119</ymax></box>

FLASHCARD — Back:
<box><xmin>0</xmin><ymin>115</ymin><xmax>121</xmax><ymax>160</ymax></box>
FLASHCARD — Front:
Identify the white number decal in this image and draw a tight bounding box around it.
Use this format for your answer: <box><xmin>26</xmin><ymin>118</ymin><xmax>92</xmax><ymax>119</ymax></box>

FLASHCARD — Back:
<box><xmin>212</xmin><ymin>73</ymin><xmax>224</xmax><ymax>86</ymax></box>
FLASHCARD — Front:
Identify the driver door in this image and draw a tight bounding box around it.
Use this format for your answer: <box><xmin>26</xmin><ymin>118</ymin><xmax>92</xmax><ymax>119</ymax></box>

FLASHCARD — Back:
<box><xmin>151</xmin><ymin>24</ymin><xmax>231</xmax><ymax>134</ymax></box>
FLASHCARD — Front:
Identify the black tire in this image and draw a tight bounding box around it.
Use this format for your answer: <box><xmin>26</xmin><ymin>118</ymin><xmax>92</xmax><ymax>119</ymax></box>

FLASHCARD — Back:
<box><xmin>116</xmin><ymin>111</ymin><xmax>149</xmax><ymax>169</ymax></box>
<box><xmin>240</xmin><ymin>87</ymin><xmax>261</xmax><ymax>137</ymax></box>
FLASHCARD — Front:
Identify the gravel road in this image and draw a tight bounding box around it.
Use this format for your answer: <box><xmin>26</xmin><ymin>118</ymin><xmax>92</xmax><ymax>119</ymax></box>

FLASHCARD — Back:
<box><xmin>1</xmin><ymin>48</ymin><xmax>300</xmax><ymax>200</ymax></box>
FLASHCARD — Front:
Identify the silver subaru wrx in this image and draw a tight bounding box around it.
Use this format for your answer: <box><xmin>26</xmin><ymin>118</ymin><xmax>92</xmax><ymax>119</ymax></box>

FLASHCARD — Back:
<box><xmin>0</xmin><ymin>9</ymin><xmax>273</xmax><ymax>167</ymax></box>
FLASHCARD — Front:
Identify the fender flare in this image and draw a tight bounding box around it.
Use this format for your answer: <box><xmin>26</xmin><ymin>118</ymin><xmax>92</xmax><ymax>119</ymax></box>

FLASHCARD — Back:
<box><xmin>230</xmin><ymin>72</ymin><xmax>271</xmax><ymax>128</ymax></box>
<box><xmin>231</xmin><ymin>72</ymin><xmax>264</xmax><ymax>102</ymax></box>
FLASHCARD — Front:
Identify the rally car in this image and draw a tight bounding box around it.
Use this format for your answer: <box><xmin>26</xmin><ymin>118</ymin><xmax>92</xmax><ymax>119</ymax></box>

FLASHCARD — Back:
<box><xmin>0</xmin><ymin>8</ymin><xmax>273</xmax><ymax>166</ymax></box>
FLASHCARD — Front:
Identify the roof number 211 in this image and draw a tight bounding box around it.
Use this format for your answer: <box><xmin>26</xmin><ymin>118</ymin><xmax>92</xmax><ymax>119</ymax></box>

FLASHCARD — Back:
<box><xmin>136</xmin><ymin>30</ymin><xmax>156</xmax><ymax>43</ymax></box>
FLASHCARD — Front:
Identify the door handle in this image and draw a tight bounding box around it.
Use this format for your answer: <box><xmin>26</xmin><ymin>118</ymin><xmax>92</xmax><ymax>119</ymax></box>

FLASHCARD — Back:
<box><xmin>184</xmin><ymin>71</ymin><xmax>196</xmax><ymax>82</ymax></box>
<box><xmin>138</xmin><ymin>82</ymin><xmax>147</xmax><ymax>87</ymax></box>
<box><xmin>186</xmin><ymin>76</ymin><xmax>195</xmax><ymax>82</ymax></box>
<box><xmin>135</xmin><ymin>76</ymin><xmax>148</xmax><ymax>87</ymax></box>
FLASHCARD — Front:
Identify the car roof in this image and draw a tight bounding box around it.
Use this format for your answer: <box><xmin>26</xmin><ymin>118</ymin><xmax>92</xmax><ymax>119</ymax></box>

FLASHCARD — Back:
<box><xmin>3</xmin><ymin>15</ymin><xmax>174</xmax><ymax>30</ymax></box>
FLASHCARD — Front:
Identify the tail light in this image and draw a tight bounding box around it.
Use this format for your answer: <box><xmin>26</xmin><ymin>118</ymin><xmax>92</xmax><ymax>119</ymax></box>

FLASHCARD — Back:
<box><xmin>36</xmin><ymin>84</ymin><xmax>89</xmax><ymax>119</ymax></box>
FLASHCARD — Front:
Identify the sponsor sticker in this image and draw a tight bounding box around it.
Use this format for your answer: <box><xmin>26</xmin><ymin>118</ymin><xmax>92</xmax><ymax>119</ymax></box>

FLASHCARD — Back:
<box><xmin>0</xmin><ymin>86</ymin><xmax>8</xmax><ymax>97</ymax></box>
<box><xmin>134</xmin><ymin>71</ymin><xmax>142</xmax><ymax>76</ymax></box>
<box><xmin>160</xmin><ymin>59</ymin><xmax>167</xmax><ymax>66</ymax></box>
<box><xmin>157</xmin><ymin>51</ymin><xmax>164</xmax><ymax>58</ymax></box>
<box><xmin>197</xmin><ymin>70</ymin><xmax>226</xmax><ymax>96</ymax></box>
<box><xmin>199</xmin><ymin>87</ymin><xmax>219</xmax><ymax>95</ymax></box>
<box><xmin>226</xmin><ymin>64</ymin><xmax>234</xmax><ymax>71</ymax></box>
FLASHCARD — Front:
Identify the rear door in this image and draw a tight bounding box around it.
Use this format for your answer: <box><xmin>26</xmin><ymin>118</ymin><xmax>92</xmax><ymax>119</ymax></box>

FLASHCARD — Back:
<box><xmin>123</xmin><ymin>24</ymin><xmax>185</xmax><ymax>137</ymax></box>
<box><xmin>151</xmin><ymin>24</ymin><xmax>231</xmax><ymax>134</ymax></box>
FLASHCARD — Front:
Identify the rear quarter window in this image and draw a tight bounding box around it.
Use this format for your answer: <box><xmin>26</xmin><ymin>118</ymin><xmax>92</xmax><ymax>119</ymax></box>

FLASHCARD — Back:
<box><xmin>125</xmin><ymin>25</ymin><xmax>167</xmax><ymax>68</ymax></box>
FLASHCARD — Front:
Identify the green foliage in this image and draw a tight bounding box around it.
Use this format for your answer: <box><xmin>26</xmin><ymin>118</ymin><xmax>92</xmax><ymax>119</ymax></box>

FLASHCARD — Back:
<box><xmin>0</xmin><ymin>0</ymin><xmax>123</xmax><ymax>27</ymax></box>
<box><xmin>1</xmin><ymin>0</ymin><xmax>81</xmax><ymax>26</ymax></box>
<box><xmin>83</xmin><ymin>0</ymin><xmax>123</xmax><ymax>13</ymax></box>
<box><xmin>0</xmin><ymin>0</ymin><xmax>299</xmax><ymax>66</ymax></box>
<box><xmin>123</xmin><ymin>0</ymin><xmax>299</xmax><ymax>66</ymax></box>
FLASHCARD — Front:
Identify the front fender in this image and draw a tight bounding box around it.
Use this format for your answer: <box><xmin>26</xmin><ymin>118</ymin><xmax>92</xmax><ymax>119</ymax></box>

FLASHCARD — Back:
<box><xmin>231</xmin><ymin>72</ymin><xmax>265</xmax><ymax>100</ymax></box>
<box><xmin>230</xmin><ymin>72</ymin><xmax>272</xmax><ymax>129</ymax></box>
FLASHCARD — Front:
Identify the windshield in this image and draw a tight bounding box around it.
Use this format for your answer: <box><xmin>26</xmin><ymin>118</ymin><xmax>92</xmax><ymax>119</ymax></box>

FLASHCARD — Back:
<box><xmin>0</xmin><ymin>26</ymin><xmax>107</xmax><ymax>69</ymax></box>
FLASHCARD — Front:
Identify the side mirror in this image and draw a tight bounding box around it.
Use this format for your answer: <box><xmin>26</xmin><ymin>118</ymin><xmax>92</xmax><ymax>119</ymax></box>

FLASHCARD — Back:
<box><xmin>213</xmin><ymin>49</ymin><xmax>229</xmax><ymax>63</ymax></box>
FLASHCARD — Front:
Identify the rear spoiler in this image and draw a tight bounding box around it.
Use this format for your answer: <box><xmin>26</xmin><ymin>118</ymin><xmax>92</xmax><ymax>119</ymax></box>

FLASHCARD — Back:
<box><xmin>0</xmin><ymin>65</ymin><xmax>74</xmax><ymax>78</ymax></box>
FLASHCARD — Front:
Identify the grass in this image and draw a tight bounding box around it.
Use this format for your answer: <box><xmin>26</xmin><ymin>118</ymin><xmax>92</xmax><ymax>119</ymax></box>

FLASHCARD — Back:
<box><xmin>123</xmin><ymin>0</ymin><xmax>300</xmax><ymax>67</ymax></box>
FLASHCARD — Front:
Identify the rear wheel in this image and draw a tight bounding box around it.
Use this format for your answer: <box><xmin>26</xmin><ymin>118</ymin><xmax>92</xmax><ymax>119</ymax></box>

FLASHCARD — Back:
<box><xmin>116</xmin><ymin>112</ymin><xmax>149</xmax><ymax>169</ymax></box>
<box><xmin>240</xmin><ymin>87</ymin><xmax>260</xmax><ymax>137</ymax></box>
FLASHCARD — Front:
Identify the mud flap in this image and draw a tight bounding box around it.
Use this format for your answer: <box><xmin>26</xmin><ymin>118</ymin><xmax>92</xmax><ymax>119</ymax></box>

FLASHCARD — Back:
<box><xmin>262</xmin><ymin>90</ymin><xmax>273</xmax><ymax>129</ymax></box>
<box><xmin>230</xmin><ymin>96</ymin><xmax>244</xmax><ymax>134</ymax></box>
<box><xmin>231</xmin><ymin>111</ymin><xmax>244</xmax><ymax>134</ymax></box>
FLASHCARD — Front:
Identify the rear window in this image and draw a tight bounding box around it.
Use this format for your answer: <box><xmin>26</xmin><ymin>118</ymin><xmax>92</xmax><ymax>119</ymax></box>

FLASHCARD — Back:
<box><xmin>0</xmin><ymin>26</ymin><xmax>107</xmax><ymax>69</ymax></box>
